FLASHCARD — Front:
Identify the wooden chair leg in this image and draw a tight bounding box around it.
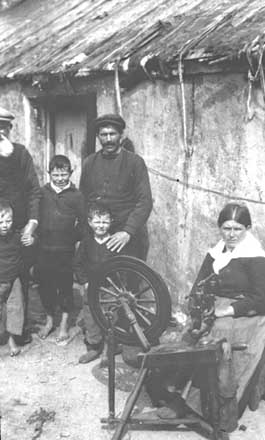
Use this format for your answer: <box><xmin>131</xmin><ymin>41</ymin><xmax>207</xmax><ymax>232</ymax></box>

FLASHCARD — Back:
<box><xmin>111</xmin><ymin>367</ymin><xmax>149</xmax><ymax>440</ymax></box>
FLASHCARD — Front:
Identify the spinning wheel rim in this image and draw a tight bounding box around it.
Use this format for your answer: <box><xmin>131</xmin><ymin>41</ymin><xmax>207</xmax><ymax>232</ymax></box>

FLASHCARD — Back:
<box><xmin>88</xmin><ymin>256</ymin><xmax>172</xmax><ymax>345</ymax></box>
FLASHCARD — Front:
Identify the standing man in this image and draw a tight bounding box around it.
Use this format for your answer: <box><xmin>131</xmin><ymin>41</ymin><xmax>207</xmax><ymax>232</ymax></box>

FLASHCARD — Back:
<box><xmin>80</xmin><ymin>114</ymin><xmax>152</xmax><ymax>258</ymax></box>
<box><xmin>80</xmin><ymin>113</ymin><xmax>152</xmax><ymax>257</ymax></box>
<box><xmin>0</xmin><ymin>106</ymin><xmax>41</xmax><ymax>345</ymax></box>
<box><xmin>78</xmin><ymin>113</ymin><xmax>153</xmax><ymax>363</ymax></box>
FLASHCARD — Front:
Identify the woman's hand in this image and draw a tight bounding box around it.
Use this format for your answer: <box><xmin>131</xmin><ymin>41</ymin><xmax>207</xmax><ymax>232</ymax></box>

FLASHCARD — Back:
<box><xmin>80</xmin><ymin>283</ymin><xmax>89</xmax><ymax>297</ymax></box>
<box><xmin>215</xmin><ymin>305</ymin><xmax>235</xmax><ymax>318</ymax></box>
<box><xmin>221</xmin><ymin>341</ymin><xmax>232</xmax><ymax>360</ymax></box>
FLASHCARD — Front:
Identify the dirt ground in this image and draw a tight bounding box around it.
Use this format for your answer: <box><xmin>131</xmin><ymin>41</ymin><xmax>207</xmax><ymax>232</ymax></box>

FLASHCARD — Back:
<box><xmin>0</xmin><ymin>286</ymin><xmax>265</xmax><ymax>440</ymax></box>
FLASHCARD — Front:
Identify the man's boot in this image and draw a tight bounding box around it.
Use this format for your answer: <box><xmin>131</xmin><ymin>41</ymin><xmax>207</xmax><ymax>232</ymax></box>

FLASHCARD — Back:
<box><xmin>13</xmin><ymin>329</ymin><xmax>32</xmax><ymax>346</ymax></box>
<box><xmin>79</xmin><ymin>339</ymin><xmax>104</xmax><ymax>364</ymax></box>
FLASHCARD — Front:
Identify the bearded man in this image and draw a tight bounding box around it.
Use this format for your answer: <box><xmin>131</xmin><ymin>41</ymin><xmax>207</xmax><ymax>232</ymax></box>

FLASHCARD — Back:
<box><xmin>0</xmin><ymin>106</ymin><xmax>41</xmax><ymax>345</ymax></box>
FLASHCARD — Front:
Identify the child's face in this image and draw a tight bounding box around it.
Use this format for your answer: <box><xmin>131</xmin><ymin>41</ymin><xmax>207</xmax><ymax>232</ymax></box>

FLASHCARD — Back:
<box><xmin>88</xmin><ymin>214</ymin><xmax>111</xmax><ymax>238</ymax></box>
<box><xmin>0</xmin><ymin>209</ymin><xmax>13</xmax><ymax>236</ymax></box>
<box><xmin>49</xmin><ymin>167</ymin><xmax>72</xmax><ymax>189</ymax></box>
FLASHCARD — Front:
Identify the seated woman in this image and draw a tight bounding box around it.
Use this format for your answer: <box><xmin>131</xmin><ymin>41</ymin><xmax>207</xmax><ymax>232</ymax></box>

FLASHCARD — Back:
<box><xmin>146</xmin><ymin>203</ymin><xmax>265</xmax><ymax>437</ymax></box>
<box><xmin>188</xmin><ymin>202</ymin><xmax>265</xmax><ymax>433</ymax></box>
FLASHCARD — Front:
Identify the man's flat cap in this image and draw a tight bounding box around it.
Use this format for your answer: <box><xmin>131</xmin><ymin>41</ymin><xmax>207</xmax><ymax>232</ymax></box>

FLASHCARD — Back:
<box><xmin>0</xmin><ymin>107</ymin><xmax>15</xmax><ymax>123</ymax></box>
<box><xmin>94</xmin><ymin>114</ymin><xmax>126</xmax><ymax>132</ymax></box>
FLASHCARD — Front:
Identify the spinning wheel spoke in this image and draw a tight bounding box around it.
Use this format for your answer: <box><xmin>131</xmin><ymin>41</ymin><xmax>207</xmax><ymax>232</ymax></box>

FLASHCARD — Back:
<box><xmin>134</xmin><ymin>284</ymin><xmax>152</xmax><ymax>297</ymax></box>
<box><xmin>135</xmin><ymin>304</ymin><xmax>156</xmax><ymax>317</ymax></box>
<box><xmin>114</xmin><ymin>325</ymin><xmax>128</xmax><ymax>334</ymax></box>
<box><xmin>115</xmin><ymin>271</ymin><xmax>127</xmax><ymax>291</ymax></box>
<box><xmin>99</xmin><ymin>299</ymin><xmax>120</xmax><ymax>305</ymax></box>
<box><xmin>99</xmin><ymin>287</ymin><xmax>119</xmax><ymax>297</ymax></box>
<box><xmin>134</xmin><ymin>308</ymin><xmax>152</xmax><ymax>326</ymax></box>
<box><xmin>106</xmin><ymin>276</ymin><xmax>122</xmax><ymax>294</ymax></box>
<box><xmin>89</xmin><ymin>256</ymin><xmax>171</xmax><ymax>345</ymax></box>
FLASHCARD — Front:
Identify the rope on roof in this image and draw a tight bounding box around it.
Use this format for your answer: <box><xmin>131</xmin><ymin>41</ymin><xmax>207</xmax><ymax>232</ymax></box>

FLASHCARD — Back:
<box><xmin>178</xmin><ymin>53</ymin><xmax>193</xmax><ymax>158</ymax></box>
<box><xmin>245</xmin><ymin>38</ymin><xmax>265</xmax><ymax>120</ymax></box>
<box><xmin>114</xmin><ymin>60</ymin><xmax>123</xmax><ymax>116</ymax></box>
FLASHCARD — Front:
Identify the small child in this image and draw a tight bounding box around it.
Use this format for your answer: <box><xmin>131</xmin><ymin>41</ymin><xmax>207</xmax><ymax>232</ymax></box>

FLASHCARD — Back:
<box><xmin>74</xmin><ymin>202</ymin><xmax>117</xmax><ymax>363</ymax></box>
<box><xmin>36</xmin><ymin>155</ymin><xmax>85</xmax><ymax>343</ymax></box>
<box><xmin>0</xmin><ymin>198</ymin><xmax>34</xmax><ymax>356</ymax></box>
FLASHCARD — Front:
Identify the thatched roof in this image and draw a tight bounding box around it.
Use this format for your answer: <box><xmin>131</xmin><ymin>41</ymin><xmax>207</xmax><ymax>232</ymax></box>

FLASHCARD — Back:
<box><xmin>0</xmin><ymin>0</ymin><xmax>264</xmax><ymax>79</ymax></box>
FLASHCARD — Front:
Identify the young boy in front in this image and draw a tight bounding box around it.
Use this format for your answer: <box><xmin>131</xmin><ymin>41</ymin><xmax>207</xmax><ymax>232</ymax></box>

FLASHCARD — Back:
<box><xmin>36</xmin><ymin>155</ymin><xmax>85</xmax><ymax>343</ymax></box>
<box><xmin>0</xmin><ymin>199</ymin><xmax>34</xmax><ymax>356</ymax></box>
<box><xmin>74</xmin><ymin>203</ymin><xmax>117</xmax><ymax>363</ymax></box>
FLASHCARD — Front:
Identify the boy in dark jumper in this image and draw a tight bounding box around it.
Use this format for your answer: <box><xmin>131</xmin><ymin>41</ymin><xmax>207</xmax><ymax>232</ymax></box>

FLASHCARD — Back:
<box><xmin>36</xmin><ymin>155</ymin><xmax>85</xmax><ymax>343</ymax></box>
<box><xmin>0</xmin><ymin>199</ymin><xmax>34</xmax><ymax>356</ymax></box>
<box><xmin>74</xmin><ymin>203</ymin><xmax>117</xmax><ymax>363</ymax></box>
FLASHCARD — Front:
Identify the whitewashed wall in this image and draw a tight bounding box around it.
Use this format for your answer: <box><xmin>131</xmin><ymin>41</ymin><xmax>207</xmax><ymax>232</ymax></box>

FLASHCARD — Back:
<box><xmin>1</xmin><ymin>72</ymin><xmax>265</xmax><ymax>305</ymax></box>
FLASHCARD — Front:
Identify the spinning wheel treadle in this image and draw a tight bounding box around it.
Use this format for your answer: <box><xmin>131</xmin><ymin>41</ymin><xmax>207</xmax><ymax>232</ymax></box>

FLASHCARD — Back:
<box><xmin>88</xmin><ymin>255</ymin><xmax>172</xmax><ymax>345</ymax></box>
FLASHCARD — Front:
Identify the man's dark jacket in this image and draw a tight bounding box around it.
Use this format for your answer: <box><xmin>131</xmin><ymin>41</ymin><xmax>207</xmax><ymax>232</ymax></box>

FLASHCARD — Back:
<box><xmin>0</xmin><ymin>143</ymin><xmax>41</xmax><ymax>229</ymax></box>
<box><xmin>79</xmin><ymin>148</ymin><xmax>152</xmax><ymax>236</ymax></box>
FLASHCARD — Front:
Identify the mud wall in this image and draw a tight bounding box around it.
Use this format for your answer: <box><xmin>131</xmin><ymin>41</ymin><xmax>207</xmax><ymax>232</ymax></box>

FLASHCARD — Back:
<box><xmin>1</xmin><ymin>73</ymin><xmax>265</xmax><ymax>305</ymax></box>
<box><xmin>120</xmin><ymin>74</ymin><xmax>265</xmax><ymax>304</ymax></box>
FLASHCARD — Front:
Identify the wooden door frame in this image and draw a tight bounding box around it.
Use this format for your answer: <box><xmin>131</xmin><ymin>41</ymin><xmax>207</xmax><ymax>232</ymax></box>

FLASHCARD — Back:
<box><xmin>30</xmin><ymin>94</ymin><xmax>97</xmax><ymax>182</ymax></box>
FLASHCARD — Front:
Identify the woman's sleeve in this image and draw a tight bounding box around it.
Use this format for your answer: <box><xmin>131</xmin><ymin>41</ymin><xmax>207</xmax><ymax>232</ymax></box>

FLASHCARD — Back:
<box><xmin>231</xmin><ymin>257</ymin><xmax>265</xmax><ymax>317</ymax></box>
<box><xmin>189</xmin><ymin>253</ymin><xmax>214</xmax><ymax>296</ymax></box>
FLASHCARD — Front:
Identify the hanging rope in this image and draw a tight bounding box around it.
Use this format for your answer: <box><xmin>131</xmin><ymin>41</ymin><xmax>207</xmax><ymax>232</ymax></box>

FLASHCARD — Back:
<box><xmin>114</xmin><ymin>60</ymin><xmax>123</xmax><ymax>116</ymax></box>
<box><xmin>246</xmin><ymin>40</ymin><xmax>265</xmax><ymax>120</ymax></box>
<box><xmin>178</xmin><ymin>54</ymin><xmax>193</xmax><ymax>158</ymax></box>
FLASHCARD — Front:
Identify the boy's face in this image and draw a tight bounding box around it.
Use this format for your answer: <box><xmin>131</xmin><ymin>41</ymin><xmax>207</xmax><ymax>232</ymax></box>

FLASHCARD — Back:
<box><xmin>0</xmin><ymin>209</ymin><xmax>13</xmax><ymax>236</ymax></box>
<box><xmin>49</xmin><ymin>167</ymin><xmax>72</xmax><ymax>189</ymax></box>
<box><xmin>88</xmin><ymin>213</ymin><xmax>111</xmax><ymax>238</ymax></box>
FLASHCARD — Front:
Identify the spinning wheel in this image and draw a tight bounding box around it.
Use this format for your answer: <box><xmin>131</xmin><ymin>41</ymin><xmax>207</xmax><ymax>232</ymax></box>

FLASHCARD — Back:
<box><xmin>88</xmin><ymin>255</ymin><xmax>172</xmax><ymax>347</ymax></box>
<box><xmin>92</xmin><ymin>257</ymin><xmax>228</xmax><ymax>440</ymax></box>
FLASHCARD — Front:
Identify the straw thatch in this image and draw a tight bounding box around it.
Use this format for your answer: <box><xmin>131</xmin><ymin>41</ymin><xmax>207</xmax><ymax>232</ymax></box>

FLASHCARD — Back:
<box><xmin>0</xmin><ymin>0</ymin><xmax>264</xmax><ymax>79</ymax></box>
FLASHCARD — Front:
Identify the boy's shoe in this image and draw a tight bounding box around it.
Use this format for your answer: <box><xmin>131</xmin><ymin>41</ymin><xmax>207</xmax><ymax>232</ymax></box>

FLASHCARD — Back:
<box><xmin>79</xmin><ymin>340</ymin><xmax>104</xmax><ymax>364</ymax></box>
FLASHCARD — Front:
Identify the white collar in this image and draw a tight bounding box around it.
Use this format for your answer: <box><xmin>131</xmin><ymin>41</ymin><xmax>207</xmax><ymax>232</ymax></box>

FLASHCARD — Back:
<box><xmin>209</xmin><ymin>231</ymin><xmax>265</xmax><ymax>274</ymax></box>
<box><xmin>50</xmin><ymin>181</ymin><xmax>71</xmax><ymax>194</ymax></box>
<box><xmin>94</xmin><ymin>234</ymin><xmax>111</xmax><ymax>245</ymax></box>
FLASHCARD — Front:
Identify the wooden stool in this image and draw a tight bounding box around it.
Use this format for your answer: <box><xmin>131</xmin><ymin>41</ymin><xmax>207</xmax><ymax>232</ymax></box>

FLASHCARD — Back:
<box><xmin>104</xmin><ymin>340</ymin><xmax>226</xmax><ymax>440</ymax></box>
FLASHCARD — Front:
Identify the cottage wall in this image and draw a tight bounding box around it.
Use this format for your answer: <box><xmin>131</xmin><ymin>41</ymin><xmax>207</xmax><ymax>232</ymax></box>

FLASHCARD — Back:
<box><xmin>1</xmin><ymin>72</ymin><xmax>265</xmax><ymax>305</ymax></box>
<box><xmin>121</xmin><ymin>73</ymin><xmax>265</xmax><ymax>303</ymax></box>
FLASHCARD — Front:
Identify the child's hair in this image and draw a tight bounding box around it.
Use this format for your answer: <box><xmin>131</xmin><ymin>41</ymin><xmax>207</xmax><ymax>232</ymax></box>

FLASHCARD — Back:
<box><xmin>48</xmin><ymin>155</ymin><xmax>72</xmax><ymax>173</ymax></box>
<box><xmin>87</xmin><ymin>202</ymin><xmax>112</xmax><ymax>220</ymax></box>
<box><xmin>0</xmin><ymin>198</ymin><xmax>13</xmax><ymax>215</ymax></box>
<box><xmin>217</xmin><ymin>203</ymin><xmax>252</xmax><ymax>228</ymax></box>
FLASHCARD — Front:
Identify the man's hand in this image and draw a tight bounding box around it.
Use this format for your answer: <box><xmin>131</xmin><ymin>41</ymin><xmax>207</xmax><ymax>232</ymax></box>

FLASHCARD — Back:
<box><xmin>21</xmin><ymin>220</ymin><xmax>37</xmax><ymax>247</ymax></box>
<box><xmin>21</xmin><ymin>234</ymin><xmax>35</xmax><ymax>246</ymax></box>
<box><xmin>106</xmin><ymin>231</ymin><xmax>131</xmax><ymax>253</ymax></box>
